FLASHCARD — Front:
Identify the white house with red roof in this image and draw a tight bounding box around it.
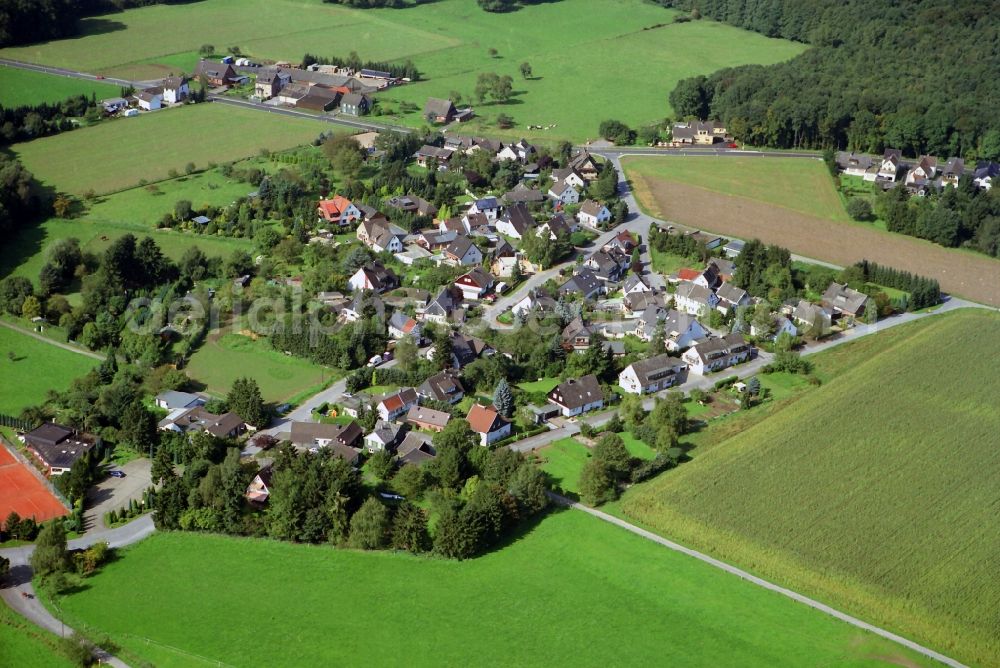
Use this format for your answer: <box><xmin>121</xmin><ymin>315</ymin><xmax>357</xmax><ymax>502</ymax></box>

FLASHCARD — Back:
<box><xmin>454</xmin><ymin>267</ymin><xmax>494</xmax><ymax>301</ymax></box>
<box><xmin>466</xmin><ymin>404</ymin><xmax>511</xmax><ymax>446</ymax></box>
<box><xmin>317</xmin><ymin>196</ymin><xmax>362</xmax><ymax>227</ymax></box>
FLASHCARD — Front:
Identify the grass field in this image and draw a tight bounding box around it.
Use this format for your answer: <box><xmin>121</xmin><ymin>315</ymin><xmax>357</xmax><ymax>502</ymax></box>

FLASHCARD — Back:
<box><xmin>625</xmin><ymin>157</ymin><xmax>1000</xmax><ymax>306</ymax></box>
<box><xmin>0</xmin><ymin>0</ymin><xmax>804</xmax><ymax>142</ymax></box>
<box><xmin>537</xmin><ymin>432</ymin><xmax>657</xmax><ymax>496</ymax></box>
<box><xmin>11</xmin><ymin>103</ymin><xmax>322</xmax><ymax>194</ymax></box>
<box><xmin>621</xmin><ymin>309</ymin><xmax>1000</xmax><ymax>666</ymax></box>
<box><xmin>0</xmin><ymin>602</ymin><xmax>72</xmax><ymax>668</ymax></box>
<box><xmin>46</xmin><ymin>511</ymin><xmax>934</xmax><ymax>667</ymax></box>
<box><xmin>0</xmin><ymin>327</ymin><xmax>97</xmax><ymax>414</ymax></box>
<box><xmin>0</xmin><ymin>65</ymin><xmax>120</xmax><ymax>107</ymax></box>
<box><xmin>185</xmin><ymin>331</ymin><xmax>332</xmax><ymax>404</ymax></box>
<box><xmin>625</xmin><ymin>156</ymin><xmax>848</xmax><ymax>221</ymax></box>
<box><xmin>517</xmin><ymin>376</ymin><xmax>561</xmax><ymax>394</ymax></box>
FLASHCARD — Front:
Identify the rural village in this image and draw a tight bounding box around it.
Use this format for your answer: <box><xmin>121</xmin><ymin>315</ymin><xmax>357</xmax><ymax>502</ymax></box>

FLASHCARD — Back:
<box><xmin>0</xmin><ymin>1</ymin><xmax>997</xmax><ymax>667</ymax></box>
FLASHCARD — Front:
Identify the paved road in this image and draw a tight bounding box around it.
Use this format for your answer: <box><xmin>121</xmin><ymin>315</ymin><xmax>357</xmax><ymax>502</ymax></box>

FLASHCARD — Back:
<box><xmin>0</xmin><ymin>515</ymin><xmax>155</xmax><ymax>668</ymax></box>
<box><xmin>208</xmin><ymin>95</ymin><xmax>412</xmax><ymax>134</ymax></box>
<box><xmin>0</xmin><ymin>319</ymin><xmax>105</xmax><ymax>361</ymax></box>
<box><xmin>550</xmin><ymin>492</ymin><xmax>966</xmax><ymax>668</ymax></box>
<box><xmin>82</xmin><ymin>458</ymin><xmax>152</xmax><ymax>532</ymax></box>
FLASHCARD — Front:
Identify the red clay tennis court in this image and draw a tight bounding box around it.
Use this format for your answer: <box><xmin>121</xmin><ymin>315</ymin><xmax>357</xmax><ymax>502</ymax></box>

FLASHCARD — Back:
<box><xmin>0</xmin><ymin>444</ymin><xmax>68</xmax><ymax>523</ymax></box>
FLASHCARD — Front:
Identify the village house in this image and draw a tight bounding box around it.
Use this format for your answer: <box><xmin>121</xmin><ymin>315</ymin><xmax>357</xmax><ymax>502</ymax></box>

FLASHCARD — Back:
<box><xmin>497</xmin><ymin>138</ymin><xmax>537</xmax><ymax>164</ymax></box>
<box><xmin>340</xmin><ymin>93</ymin><xmax>371</xmax><ymax>116</ymax></box>
<box><xmin>396</xmin><ymin>432</ymin><xmax>436</xmax><ymax>466</ymax></box>
<box><xmin>317</xmin><ymin>196</ymin><xmax>362</xmax><ymax>227</ymax></box>
<box><xmin>723</xmin><ymin>239</ymin><xmax>745</xmax><ymax>258</ymax></box>
<box><xmin>687</xmin><ymin>231</ymin><xmax>723</xmax><ymax>249</ymax></box>
<box><xmin>838</xmin><ymin>152</ymin><xmax>875</xmax><ymax>177</ymax></box>
<box><xmin>548</xmin><ymin>179</ymin><xmax>580</xmax><ymax>206</ymax></box>
<box><xmin>635</xmin><ymin>308</ymin><xmax>709</xmax><ymax>351</ymax></box>
<box><xmin>822</xmin><ymin>282</ymin><xmax>871</xmax><ymax>319</ymax></box>
<box><xmin>550</xmin><ymin>167</ymin><xmax>586</xmax><ymax>189</ymax></box>
<box><xmin>466</xmin><ymin>404</ymin><xmax>511</xmax><ymax>446</ymax></box>
<box><xmin>161</xmin><ymin>76</ymin><xmax>189</xmax><ymax>104</ymax></box>
<box><xmin>194</xmin><ymin>59</ymin><xmax>239</xmax><ymax>87</ymax></box>
<box><xmin>245</xmin><ymin>465</ymin><xmax>273</xmax><ymax>505</ymax></box>
<box><xmin>154</xmin><ymin>390</ymin><xmax>204</xmax><ymax>411</ymax></box>
<box><xmin>406</xmin><ymin>406</ymin><xmax>451</xmax><ymax>432</ymax></box>
<box><xmin>793</xmin><ymin>299</ymin><xmax>833</xmax><ymax>334</ymax></box>
<box><xmin>873</xmin><ymin>148</ymin><xmax>903</xmax><ymax>182</ymax></box>
<box><xmin>671</xmin><ymin>120</ymin><xmax>729</xmax><ymax>145</ymax></box>
<box><xmin>715</xmin><ymin>282</ymin><xmax>751</xmax><ymax>312</ymax></box>
<box><xmin>340</xmin><ymin>291</ymin><xmax>385</xmax><ymax>323</ymax></box>
<box><xmin>376</xmin><ymin>388</ymin><xmax>419</xmax><ymax>422</ymax></box>
<box><xmin>22</xmin><ymin>423</ymin><xmax>99</xmax><ymax>476</ymax></box>
<box><xmin>101</xmin><ymin>97</ymin><xmax>129</xmax><ymax>114</ymax></box>
<box><xmin>416</xmin><ymin>230</ymin><xmax>457</xmax><ymax>252</ymax></box>
<box><xmin>444</xmin><ymin>236</ymin><xmax>484</xmax><ymax>267</ymax></box>
<box><xmin>548</xmin><ymin>375</ymin><xmax>605</xmax><ymax>417</ymax></box>
<box><xmin>357</xmin><ymin>217</ymin><xmax>406</xmax><ymax>248</ymax></box>
<box><xmin>623</xmin><ymin>289</ymin><xmax>665</xmax><ymax>315</ymax></box>
<box><xmin>388</xmin><ymin>311</ymin><xmax>422</xmax><ymax>342</ymax></box>
<box><xmin>348</xmin><ymin>262</ymin><xmax>399</xmax><ymax>293</ymax></box>
<box><xmin>622</xmin><ymin>274</ymin><xmax>651</xmax><ymax>298</ymax></box>
<box><xmin>584</xmin><ymin>248</ymin><xmax>628</xmax><ymax>284</ymax></box>
<box><xmin>418</xmin><ymin>369</ymin><xmax>465</xmax><ymax>404</ymax></box>
<box><xmin>386</xmin><ymin>194</ymin><xmax>438</xmax><ymax>218</ymax></box>
<box><xmin>290</xmin><ymin>421</ymin><xmax>363</xmax><ymax>451</ymax></box>
<box><xmin>577</xmin><ymin>199</ymin><xmax>612</xmax><ymax>227</ymax></box>
<box><xmin>751</xmin><ymin>314</ymin><xmax>799</xmax><ymax>341</ymax></box>
<box><xmin>561</xmin><ymin>317</ymin><xmax>593</xmax><ymax>351</ymax></box>
<box><xmin>137</xmin><ymin>87</ymin><xmax>162</xmax><ymax>111</ymax></box>
<box><xmin>674</xmin><ymin>281</ymin><xmax>720</xmax><ymax>315</ymax></box>
<box><xmin>364</xmin><ymin>421</ymin><xmax>406</xmax><ymax>453</ymax></box>
<box><xmin>682</xmin><ymin>334</ymin><xmax>751</xmax><ymax>375</ymax></box>
<box><xmin>512</xmin><ymin>289</ymin><xmax>558</xmax><ymax>318</ymax></box>
<box><xmin>454</xmin><ymin>267</ymin><xmax>495</xmax><ymax>301</ymax></box>
<box><xmin>973</xmin><ymin>161</ymin><xmax>998</xmax><ymax>190</ymax></box>
<box><xmin>468</xmin><ymin>197</ymin><xmax>500</xmax><ymax>221</ymax></box>
<box><xmin>158</xmin><ymin>405</ymin><xmax>246</xmax><ymax>438</ymax></box>
<box><xmin>559</xmin><ymin>267</ymin><xmax>603</xmax><ymax>300</ymax></box>
<box><xmin>254</xmin><ymin>69</ymin><xmax>291</xmax><ymax>99</ymax></box>
<box><xmin>503</xmin><ymin>183</ymin><xmax>545</xmax><ymax>205</ymax></box>
<box><xmin>414</xmin><ymin>145</ymin><xmax>455</xmax><ymax>170</ymax></box>
<box><xmin>604</xmin><ymin>230</ymin><xmax>637</xmax><ymax>254</ymax></box>
<box><xmin>421</xmin><ymin>287</ymin><xmax>462</xmax><ymax>324</ymax></box>
<box><xmin>424</xmin><ymin>97</ymin><xmax>457</xmax><ymax>124</ymax></box>
<box><xmin>619</xmin><ymin>354</ymin><xmax>685</xmax><ymax>394</ymax></box>
<box><xmin>535</xmin><ymin>213</ymin><xmax>573</xmax><ymax>241</ymax></box>
<box><xmin>568</xmin><ymin>150</ymin><xmax>601</xmax><ymax>181</ymax></box>
<box><xmin>940</xmin><ymin>157</ymin><xmax>964</xmax><ymax>187</ymax></box>
<box><xmin>906</xmin><ymin>155</ymin><xmax>938</xmax><ymax>187</ymax></box>
<box><xmin>495</xmin><ymin>202</ymin><xmax>536</xmax><ymax>240</ymax></box>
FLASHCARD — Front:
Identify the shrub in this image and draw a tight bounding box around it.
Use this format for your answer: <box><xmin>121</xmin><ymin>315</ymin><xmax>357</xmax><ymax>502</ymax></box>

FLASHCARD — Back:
<box><xmin>846</xmin><ymin>197</ymin><xmax>873</xmax><ymax>221</ymax></box>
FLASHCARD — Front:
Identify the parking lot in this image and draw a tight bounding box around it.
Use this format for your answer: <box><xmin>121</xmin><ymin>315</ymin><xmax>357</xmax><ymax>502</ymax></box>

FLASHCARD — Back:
<box><xmin>83</xmin><ymin>457</ymin><xmax>152</xmax><ymax>532</ymax></box>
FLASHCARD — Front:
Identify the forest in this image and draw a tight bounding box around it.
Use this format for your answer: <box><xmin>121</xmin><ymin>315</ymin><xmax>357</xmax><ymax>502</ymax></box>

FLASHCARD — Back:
<box><xmin>663</xmin><ymin>0</ymin><xmax>1000</xmax><ymax>160</ymax></box>
<box><xmin>0</xmin><ymin>0</ymin><xmax>179</xmax><ymax>47</ymax></box>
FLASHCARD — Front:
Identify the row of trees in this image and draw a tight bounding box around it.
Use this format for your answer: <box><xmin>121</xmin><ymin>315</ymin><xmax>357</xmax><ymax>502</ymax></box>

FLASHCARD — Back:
<box><xmin>851</xmin><ymin>261</ymin><xmax>941</xmax><ymax>310</ymax></box>
<box><xmin>302</xmin><ymin>51</ymin><xmax>419</xmax><ymax>80</ymax></box>
<box><xmin>663</xmin><ymin>0</ymin><xmax>1000</xmax><ymax>160</ymax></box>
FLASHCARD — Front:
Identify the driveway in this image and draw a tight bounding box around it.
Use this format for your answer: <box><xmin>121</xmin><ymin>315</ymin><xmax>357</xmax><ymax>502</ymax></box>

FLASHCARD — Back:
<box><xmin>83</xmin><ymin>457</ymin><xmax>152</xmax><ymax>532</ymax></box>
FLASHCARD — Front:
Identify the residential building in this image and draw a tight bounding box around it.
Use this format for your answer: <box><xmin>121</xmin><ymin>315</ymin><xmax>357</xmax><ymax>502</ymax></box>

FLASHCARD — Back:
<box><xmin>194</xmin><ymin>60</ymin><xmax>239</xmax><ymax>87</ymax></box>
<box><xmin>289</xmin><ymin>421</ymin><xmax>363</xmax><ymax>451</ymax></box>
<box><xmin>906</xmin><ymin>155</ymin><xmax>938</xmax><ymax>187</ymax></box>
<box><xmin>444</xmin><ymin>236</ymin><xmax>484</xmax><ymax>266</ymax></box>
<box><xmin>584</xmin><ymin>249</ymin><xmax>628</xmax><ymax>283</ymax></box>
<box><xmin>547</xmin><ymin>375</ymin><xmax>605</xmax><ymax>417</ymax></box>
<box><xmin>158</xmin><ymin>406</ymin><xmax>246</xmax><ymax>438</ymax></box>
<box><xmin>559</xmin><ymin>268</ymin><xmax>603</xmax><ymax>300</ymax></box>
<box><xmin>568</xmin><ymin>150</ymin><xmax>601</xmax><ymax>180</ymax></box>
<box><xmin>317</xmin><ymin>196</ymin><xmax>361</xmax><ymax>227</ymax></box>
<box><xmin>364</xmin><ymin>421</ymin><xmax>405</xmax><ymax>453</ymax></box>
<box><xmin>245</xmin><ymin>465</ymin><xmax>273</xmax><ymax>505</ymax></box>
<box><xmin>548</xmin><ymin>180</ymin><xmax>580</xmax><ymax>205</ymax></box>
<box><xmin>154</xmin><ymin>391</ymin><xmax>204</xmax><ymax>411</ymax></box>
<box><xmin>417</xmin><ymin>369</ymin><xmax>465</xmax><ymax>404</ymax></box>
<box><xmin>22</xmin><ymin>423</ymin><xmax>98</xmax><ymax>476</ymax></box>
<box><xmin>619</xmin><ymin>354</ymin><xmax>685</xmax><ymax>394</ymax></box>
<box><xmin>512</xmin><ymin>289</ymin><xmax>558</xmax><ymax>318</ymax></box>
<box><xmin>751</xmin><ymin>315</ymin><xmax>798</xmax><ymax>341</ymax></box>
<box><xmin>454</xmin><ymin>267</ymin><xmax>495</xmax><ymax>301</ymax></box>
<box><xmin>348</xmin><ymin>262</ymin><xmax>399</xmax><ymax>293</ymax></box>
<box><xmin>973</xmin><ymin>161</ymin><xmax>999</xmax><ymax>190</ymax></box>
<box><xmin>466</xmin><ymin>404</ymin><xmax>511</xmax><ymax>446</ymax></box>
<box><xmin>715</xmin><ymin>282</ymin><xmax>751</xmax><ymax>312</ymax></box>
<box><xmin>495</xmin><ymin>202</ymin><xmax>536</xmax><ymax>239</ymax></box>
<box><xmin>635</xmin><ymin>308</ymin><xmax>708</xmax><ymax>351</ymax></box>
<box><xmin>424</xmin><ymin>97</ymin><xmax>457</xmax><ymax>124</ymax></box>
<box><xmin>388</xmin><ymin>311</ymin><xmax>422</xmax><ymax>342</ymax></box>
<box><xmin>674</xmin><ymin>281</ymin><xmax>720</xmax><ymax>315</ymax></box>
<box><xmin>723</xmin><ymin>239</ymin><xmax>745</xmax><ymax>258</ymax></box>
<box><xmin>161</xmin><ymin>76</ymin><xmax>189</xmax><ymax>104</ymax></box>
<box><xmin>497</xmin><ymin>138</ymin><xmax>537</xmax><ymax>164</ymax></box>
<box><xmin>340</xmin><ymin>93</ymin><xmax>371</xmax><ymax>116</ymax></box>
<box><xmin>254</xmin><ymin>69</ymin><xmax>290</xmax><ymax>99</ymax></box>
<box><xmin>406</xmin><ymin>406</ymin><xmax>451</xmax><ymax>432</ymax></box>
<box><xmin>577</xmin><ymin>199</ymin><xmax>612</xmax><ymax>227</ymax></box>
<box><xmin>414</xmin><ymin>145</ymin><xmax>454</xmax><ymax>170</ymax></box>
<box><xmin>622</xmin><ymin>274</ymin><xmax>651</xmax><ymax>298</ymax></box>
<box><xmin>376</xmin><ymin>388</ymin><xmax>419</xmax><ymax>422</ymax></box>
<box><xmin>550</xmin><ymin>168</ymin><xmax>586</xmax><ymax>189</ymax></box>
<box><xmin>940</xmin><ymin>157</ymin><xmax>964</xmax><ymax>187</ymax></box>
<box><xmin>137</xmin><ymin>87</ymin><xmax>162</xmax><ymax>111</ymax></box>
<box><xmin>792</xmin><ymin>299</ymin><xmax>833</xmax><ymax>334</ymax></box>
<box><xmin>421</xmin><ymin>287</ymin><xmax>461</xmax><ymax>324</ymax></box>
<box><xmin>537</xmin><ymin>213</ymin><xmax>574</xmax><ymax>240</ymax></box>
<box><xmin>502</xmin><ymin>183</ymin><xmax>545</xmax><ymax>205</ymax></box>
<box><xmin>875</xmin><ymin>148</ymin><xmax>903</xmax><ymax>182</ymax></box>
<box><xmin>396</xmin><ymin>432</ymin><xmax>436</xmax><ymax>466</ymax></box>
<box><xmin>822</xmin><ymin>282</ymin><xmax>870</xmax><ymax>318</ymax></box>
<box><xmin>671</xmin><ymin>120</ymin><xmax>728</xmax><ymax>145</ymax></box>
<box><xmin>682</xmin><ymin>334</ymin><xmax>751</xmax><ymax>375</ymax></box>
<box><xmin>561</xmin><ymin>317</ymin><xmax>593</xmax><ymax>351</ymax></box>
<box><xmin>386</xmin><ymin>194</ymin><xmax>438</xmax><ymax>218</ymax></box>
<box><xmin>468</xmin><ymin>197</ymin><xmax>500</xmax><ymax>221</ymax></box>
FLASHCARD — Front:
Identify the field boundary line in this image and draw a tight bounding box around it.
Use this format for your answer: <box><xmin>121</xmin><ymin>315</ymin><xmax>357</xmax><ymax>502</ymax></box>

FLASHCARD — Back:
<box><xmin>0</xmin><ymin>320</ymin><xmax>104</xmax><ymax>361</ymax></box>
<box><xmin>550</xmin><ymin>492</ymin><xmax>967</xmax><ymax>668</ymax></box>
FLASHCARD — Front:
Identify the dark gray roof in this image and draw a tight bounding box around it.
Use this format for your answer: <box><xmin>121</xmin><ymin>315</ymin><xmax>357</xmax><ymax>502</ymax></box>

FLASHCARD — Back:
<box><xmin>626</xmin><ymin>353</ymin><xmax>682</xmax><ymax>387</ymax></box>
<box><xmin>548</xmin><ymin>375</ymin><xmax>604</xmax><ymax>409</ymax></box>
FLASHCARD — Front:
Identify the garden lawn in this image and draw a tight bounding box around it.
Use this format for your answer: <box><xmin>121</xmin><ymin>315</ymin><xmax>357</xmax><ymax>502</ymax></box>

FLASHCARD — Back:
<box><xmin>536</xmin><ymin>437</ymin><xmax>591</xmax><ymax>494</ymax></box>
<box><xmin>11</xmin><ymin>103</ymin><xmax>322</xmax><ymax>194</ymax></box>
<box><xmin>621</xmin><ymin>309</ymin><xmax>1000</xmax><ymax>667</ymax></box>
<box><xmin>0</xmin><ymin>0</ymin><xmax>804</xmax><ymax>142</ymax></box>
<box><xmin>517</xmin><ymin>376</ymin><xmax>560</xmax><ymax>394</ymax></box>
<box><xmin>625</xmin><ymin>155</ymin><xmax>846</xmax><ymax>221</ymax></box>
<box><xmin>0</xmin><ymin>601</ymin><xmax>72</xmax><ymax>668</ymax></box>
<box><xmin>47</xmin><ymin>512</ymin><xmax>933</xmax><ymax>668</ymax></box>
<box><xmin>0</xmin><ymin>327</ymin><xmax>97</xmax><ymax>415</ymax></box>
<box><xmin>0</xmin><ymin>65</ymin><xmax>120</xmax><ymax>107</ymax></box>
<box><xmin>185</xmin><ymin>332</ymin><xmax>332</xmax><ymax>404</ymax></box>
<box><xmin>650</xmin><ymin>247</ymin><xmax>692</xmax><ymax>276</ymax></box>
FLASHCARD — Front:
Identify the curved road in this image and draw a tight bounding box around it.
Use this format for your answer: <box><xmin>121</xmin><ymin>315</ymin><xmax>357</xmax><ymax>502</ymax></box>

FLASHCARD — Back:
<box><xmin>0</xmin><ymin>515</ymin><xmax>155</xmax><ymax>668</ymax></box>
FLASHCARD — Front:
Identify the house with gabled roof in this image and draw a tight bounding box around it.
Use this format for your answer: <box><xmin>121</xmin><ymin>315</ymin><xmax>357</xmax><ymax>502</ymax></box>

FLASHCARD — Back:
<box><xmin>497</xmin><ymin>138</ymin><xmax>537</xmax><ymax>164</ymax></box>
<box><xmin>550</xmin><ymin>167</ymin><xmax>586</xmax><ymax>189</ymax></box>
<box><xmin>622</xmin><ymin>274</ymin><xmax>651</xmax><ymax>298</ymax></box>
<box><xmin>317</xmin><ymin>196</ymin><xmax>361</xmax><ymax>227</ymax></box>
<box><xmin>444</xmin><ymin>235</ymin><xmax>484</xmax><ymax>266</ymax></box>
<box><xmin>414</xmin><ymin>145</ymin><xmax>455</xmax><ymax>170</ymax></box>
<box><xmin>290</xmin><ymin>421</ymin><xmax>363</xmax><ymax>452</ymax></box>
<box><xmin>468</xmin><ymin>197</ymin><xmax>500</xmax><ymax>221</ymax></box>
<box><xmin>424</xmin><ymin>97</ymin><xmax>457</xmax><ymax>123</ymax></box>
<box><xmin>874</xmin><ymin>148</ymin><xmax>903</xmax><ymax>182</ymax></box>
<box><xmin>194</xmin><ymin>59</ymin><xmax>239</xmax><ymax>87</ymax></box>
<box><xmin>386</xmin><ymin>194</ymin><xmax>438</xmax><ymax>218</ymax></box>
<box><xmin>940</xmin><ymin>157</ymin><xmax>964</xmax><ymax>188</ymax></box>
<box><xmin>340</xmin><ymin>93</ymin><xmax>371</xmax><ymax>116</ymax></box>
<box><xmin>161</xmin><ymin>76</ymin><xmax>189</xmax><ymax>104</ymax></box>
<box><xmin>406</xmin><ymin>405</ymin><xmax>451</xmax><ymax>432</ymax></box>
<box><xmin>388</xmin><ymin>311</ymin><xmax>422</xmax><ymax>341</ymax></box>
<box><xmin>568</xmin><ymin>150</ymin><xmax>601</xmax><ymax>181</ymax></box>
<box><xmin>396</xmin><ymin>432</ymin><xmax>436</xmax><ymax>465</ymax></box>
<box><xmin>906</xmin><ymin>155</ymin><xmax>938</xmax><ymax>187</ymax></box>
<box><xmin>467</xmin><ymin>404</ymin><xmax>511</xmax><ymax>446</ymax></box>
<box><xmin>682</xmin><ymin>334</ymin><xmax>751</xmax><ymax>375</ymax></box>
<box><xmin>715</xmin><ymin>282</ymin><xmax>751</xmax><ymax>312</ymax></box>
<box><xmin>421</xmin><ymin>286</ymin><xmax>462</xmax><ymax>324</ymax></box>
<box><xmin>792</xmin><ymin>299</ymin><xmax>832</xmax><ymax>334</ymax></box>
<box><xmin>502</xmin><ymin>183</ymin><xmax>545</xmax><ymax>205</ymax></box>
<box><xmin>23</xmin><ymin>423</ymin><xmax>99</xmax><ymax>476</ymax></box>
<box><xmin>496</xmin><ymin>202</ymin><xmax>536</xmax><ymax>240</ymax></box>
<box><xmin>559</xmin><ymin>267</ymin><xmax>603</xmax><ymax>300</ymax></box>
<box><xmin>536</xmin><ymin>213</ymin><xmax>574</xmax><ymax>240</ymax></box>
<box><xmin>547</xmin><ymin>375</ymin><xmax>604</xmax><ymax>417</ymax></box>
<box><xmin>822</xmin><ymin>282</ymin><xmax>870</xmax><ymax>318</ymax></box>
<box><xmin>674</xmin><ymin>281</ymin><xmax>720</xmax><ymax>315</ymax></box>
<box><xmin>454</xmin><ymin>267</ymin><xmax>494</xmax><ymax>301</ymax></box>
<box><xmin>376</xmin><ymin>388</ymin><xmax>419</xmax><ymax>422</ymax></box>
<box><xmin>619</xmin><ymin>354</ymin><xmax>685</xmax><ymax>394</ymax></box>
<box><xmin>364</xmin><ymin>420</ymin><xmax>406</xmax><ymax>453</ymax></box>
<box><xmin>577</xmin><ymin>199</ymin><xmax>612</xmax><ymax>227</ymax></box>
<box><xmin>561</xmin><ymin>317</ymin><xmax>593</xmax><ymax>351</ymax></box>
<box><xmin>584</xmin><ymin>249</ymin><xmax>628</xmax><ymax>283</ymax></box>
<box><xmin>245</xmin><ymin>465</ymin><xmax>273</xmax><ymax>505</ymax></box>
<box><xmin>751</xmin><ymin>314</ymin><xmax>798</xmax><ymax>341</ymax></box>
<box><xmin>417</xmin><ymin>369</ymin><xmax>465</xmax><ymax>404</ymax></box>
<box><xmin>137</xmin><ymin>87</ymin><xmax>162</xmax><ymax>111</ymax></box>
<box><xmin>348</xmin><ymin>262</ymin><xmax>399</xmax><ymax>293</ymax></box>
<box><xmin>548</xmin><ymin>179</ymin><xmax>580</xmax><ymax>205</ymax></box>
<box><xmin>512</xmin><ymin>289</ymin><xmax>558</xmax><ymax>318</ymax></box>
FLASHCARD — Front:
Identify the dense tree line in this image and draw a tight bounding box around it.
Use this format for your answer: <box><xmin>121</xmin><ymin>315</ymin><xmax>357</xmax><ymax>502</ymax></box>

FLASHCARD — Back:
<box><xmin>0</xmin><ymin>154</ymin><xmax>44</xmax><ymax>235</ymax></box>
<box><xmin>663</xmin><ymin>0</ymin><xmax>1000</xmax><ymax>160</ymax></box>
<box><xmin>851</xmin><ymin>261</ymin><xmax>941</xmax><ymax>310</ymax></box>
<box><xmin>0</xmin><ymin>95</ymin><xmax>101</xmax><ymax>145</ymax></box>
<box><xmin>303</xmin><ymin>52</ymin><xmax>419</xmax><ymax>80</ymax></box>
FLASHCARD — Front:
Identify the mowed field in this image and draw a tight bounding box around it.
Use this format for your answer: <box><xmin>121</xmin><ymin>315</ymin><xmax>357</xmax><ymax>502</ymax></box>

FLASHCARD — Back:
<box><xmin>0</xmin><ymin>0</ymin><xmax>805</xmax><ymax>141</ymax></box>
<box><xmin>621</xmin><ymin>309</ymin><xmax>1000</xmax><ymax>667</ymax></box>
<box><xmin>625</xmin><ymin>156</ymin><xmax>1000</xmax><ymax>306</ymax></box>
<box><xmin>49</xmin><ymin>512</ymin><xmax>934</xmax><ymax>667</ymax></box>
<box><xmin>11</xmin><ymin>103</ymin><xmax>322</xmax><ymax>194</ymax></box>
<box><xmin>0</xmin><ymin>602</ymin><xmax>73</xmax><ymax>668</ymax></box>
<box><xmin>0</xmin><ymin>65</ymin><xmax>121</xmax><ymax>107</ymax></box>
<box><xmin>185</xmin><ymin>332</ymin><xmax>332</xmax><ymax>404</ymax></box>
<box><xmin>0</xmin><ymin>327</ymin><xmax>97</xmax><ymax>415</ymax></box>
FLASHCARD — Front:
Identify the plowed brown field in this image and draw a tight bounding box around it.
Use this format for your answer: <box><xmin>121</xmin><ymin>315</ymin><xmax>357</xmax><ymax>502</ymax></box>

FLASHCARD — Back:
<box><xmin>630</xmin><ymin>173</ymin><xmax>1000</xmax><ymax>306</ymax></box>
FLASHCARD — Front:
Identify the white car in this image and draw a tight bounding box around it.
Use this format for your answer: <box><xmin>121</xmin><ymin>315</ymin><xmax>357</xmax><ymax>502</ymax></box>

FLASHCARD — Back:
<box><xmin>366</xmin><ymin>355</ymin><xmax>383</xmax><ymax>367</ymax></box>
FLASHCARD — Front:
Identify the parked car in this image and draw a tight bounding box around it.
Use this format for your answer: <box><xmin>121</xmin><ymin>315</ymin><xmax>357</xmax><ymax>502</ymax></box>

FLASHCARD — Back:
<box><xmin>382</xmin><ymin>351</ymin><xmax>393</xmax><ymax>361</ymax></box>
<box><xmin>367</xmin><ymin>355</ymin><xmax>383</xmax><ymax>367</ymax></box>
<box><xmin>108</xmin><ymin>470</ymin><xmax>126</xmax><ymax>478</ymax></box>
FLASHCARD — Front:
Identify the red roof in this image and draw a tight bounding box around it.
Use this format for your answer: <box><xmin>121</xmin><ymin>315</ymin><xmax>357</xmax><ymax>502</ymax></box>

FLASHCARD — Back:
<box><xmin>318</xmin><ymin>196</ymin><xmax>354</xmax><ymax>219</ymax></box>
<box><xmin>466</xmin><ymin>403</ymin><xmax>504</xmax><ymax>434</ymax></box>
<box><xmin>678</xmin><ymin>268</ymin><xmax>701</xmax><ymax>281</ymax></box>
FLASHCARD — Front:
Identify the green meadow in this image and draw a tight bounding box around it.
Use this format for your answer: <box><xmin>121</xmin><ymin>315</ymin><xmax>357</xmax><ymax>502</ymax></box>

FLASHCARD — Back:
<box><xmin>0</xmin><ymin>0</ymin><xmax>805</xmax><ymax>141</ymax></box>
<box><xmin>622</xmin><ymin>309</ymin><xmax>1000</xmax><ymax>667</ymax></box>
<box><xmin>47</xmin><ymin>511</ymin><xmax>933</xmax><ymax>667</ymax></box>
<box><xmin>0</xmin><ymin>602</ymin><xmax>72</xmax><ymax>668</ymax></box>
<box><xmin>0</xmin><ymin>65</ymin><xmax>120</xmax><ymax>107</ymax></box>
<box><xmin>0</xmin><ymin>326</ymin><xmax>97</xmax><ymax>415</ymax></box>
